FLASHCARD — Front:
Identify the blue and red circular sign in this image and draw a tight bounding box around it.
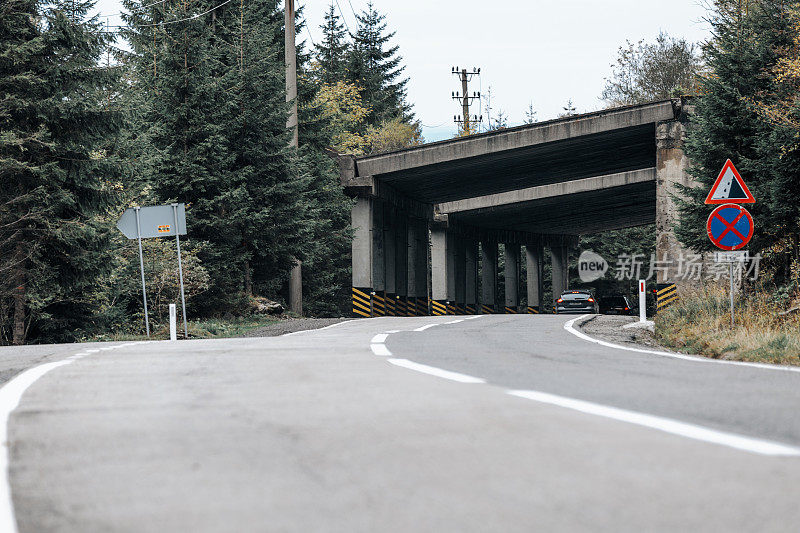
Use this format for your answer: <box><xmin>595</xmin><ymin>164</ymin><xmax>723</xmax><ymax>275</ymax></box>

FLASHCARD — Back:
<box><xmin>706</xmin><ymin>204</ymin><xmax>754</xmax><ymax>251</ymax></box>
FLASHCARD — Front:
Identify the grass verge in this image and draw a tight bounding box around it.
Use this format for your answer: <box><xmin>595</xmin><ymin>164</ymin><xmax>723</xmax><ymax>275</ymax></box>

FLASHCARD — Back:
<box><xmin>87</xmin><ymin>315</ymin><xmax>281</xmax><ymax>342</ymax></box>
<box><xmin>655</xmin><ymin>286</ymin><xmax>800</xmax><ymax>366</ymax></box>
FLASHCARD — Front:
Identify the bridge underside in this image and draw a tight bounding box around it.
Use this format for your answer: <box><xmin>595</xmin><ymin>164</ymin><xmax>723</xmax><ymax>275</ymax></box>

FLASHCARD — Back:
<box><xmin>341</xmin><ymin>99</ymin><xmax>695</xmax><ymax>317</ymax></box>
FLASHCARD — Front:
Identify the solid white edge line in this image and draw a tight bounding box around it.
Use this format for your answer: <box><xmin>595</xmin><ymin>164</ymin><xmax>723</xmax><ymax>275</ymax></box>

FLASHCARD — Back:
<box><xmin>507</xmin><ymin>389</ymin><xmax>800</xmax><ymax>457</ymax></box>
<box><xmin>387</xmin><ymin>358</ymin><xmax>486</xmax><ymax>384</ymax></box>
<box><xmin>564</xmin><ymin>315</ymin><xmax>800</xmax><ymax>374</ymax></box>
<box><xmin>444</xmin><ymin>319</ymin><xmax>464</xmax><ymax>324</ymax></box>
<box><xmin>371</xmin><ymin>334</ymin><xmax>389</xmax><ymax>344</ymax></box>
<box><xmin>370</xmin><ymin>344</ymin><xmax>392</xmax><ymax>357</ymax></box>
<box><xmin>0</xmin><ymin>359</ymin><xmax>77</xmax><ymax>533</ymax></box>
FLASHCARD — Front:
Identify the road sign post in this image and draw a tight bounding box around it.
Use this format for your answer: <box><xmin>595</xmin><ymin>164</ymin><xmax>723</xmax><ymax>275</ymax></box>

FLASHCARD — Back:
<box><xmin>706</xmin><ymin>160</ymin><xmax>756</xmax><ymax>329</ymax></box>
<box><xmin>118</xmin><ymin>204</ymin><xmax>188</xmax><ymax>339</ymax></box>
<box><xmin>134</xmin><ymin>207</ymin><xmax>150</xmax><ymax>338</ymax></box>
<box><xmin>172</xmin><ymin>203</ymin><xmax>188</xmax><ymax>339</ymax></box>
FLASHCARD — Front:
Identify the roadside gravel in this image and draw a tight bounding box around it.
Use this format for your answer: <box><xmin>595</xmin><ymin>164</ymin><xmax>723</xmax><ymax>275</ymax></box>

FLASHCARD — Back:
<box><xmin>241</xmin><ymin>317</ymin><xmax>353</xmax><ymax>337</ymax></box>
<box><xmin>578</xmin><ymin>314</ymin><xmax>670</xmax><ymax>350</ymax></box>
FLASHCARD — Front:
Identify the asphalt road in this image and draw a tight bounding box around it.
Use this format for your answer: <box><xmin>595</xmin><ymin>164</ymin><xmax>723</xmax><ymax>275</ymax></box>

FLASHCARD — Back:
<box><xmin>3</xmin><ymin>315</ymin><xmax>800</xmax><ymax>532</ymax></box>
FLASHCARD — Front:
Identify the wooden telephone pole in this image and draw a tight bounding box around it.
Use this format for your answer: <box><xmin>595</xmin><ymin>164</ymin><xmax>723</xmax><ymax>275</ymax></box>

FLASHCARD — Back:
<box><xmin>285</xmin><ymin>0</ymin><xmax>302</xmax><ymax>315</ymax></box>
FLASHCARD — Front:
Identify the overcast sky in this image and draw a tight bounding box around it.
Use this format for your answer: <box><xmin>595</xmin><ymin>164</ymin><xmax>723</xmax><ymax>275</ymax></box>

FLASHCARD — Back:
<box><xmin>92</xmin><ymin>0</ymin><xmax>712</xmax><ymax>142</ymax></box>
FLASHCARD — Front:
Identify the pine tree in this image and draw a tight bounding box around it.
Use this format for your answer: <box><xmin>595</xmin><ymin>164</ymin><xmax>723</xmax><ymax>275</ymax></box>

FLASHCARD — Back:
<box><xmin>675</xmin><ymin>0</ymin><xmax>797</xmax><ymax>262</ymax></box>
<box><xmin>123</xmin><ymin>0</ymin><xmax>308</xmax><ymax>312</ymax></box>
<box><xmin>346</xmin><ymin>1</ymin><xmax>412</xmax><ymax>126</ymax></box>
<box><xmin>314</xmin><ymin>3</ymin><xmax>349</xmax><ymax>85</ymax></box>
<box><xmin>0</xmin><ymin>0</ymin><xmax>121</xmax><ymax>344</ymax></box>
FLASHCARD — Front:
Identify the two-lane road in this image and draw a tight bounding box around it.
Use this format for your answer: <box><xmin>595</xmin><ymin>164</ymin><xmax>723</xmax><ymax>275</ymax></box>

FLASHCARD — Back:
<box><xmin>3</xmin><ymin>315</ymin><xmax>800</xmax><ymax>532</ymax></box>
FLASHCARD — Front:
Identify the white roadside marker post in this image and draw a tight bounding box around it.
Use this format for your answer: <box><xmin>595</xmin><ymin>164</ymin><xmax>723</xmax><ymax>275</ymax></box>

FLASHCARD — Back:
<box><xmin>169</xmin><ymin>304</ymin><xmax>177</xmax><ymax>341</ymax></box>
<box><xmin>172</xmin><ymin>203</ymin><xmax>189</xmax><ymax>339</ymax></box>
<box><xmin>639</xmin><ymin>279</ymin><xmax>647</xmax><ymax>323</ymax></box>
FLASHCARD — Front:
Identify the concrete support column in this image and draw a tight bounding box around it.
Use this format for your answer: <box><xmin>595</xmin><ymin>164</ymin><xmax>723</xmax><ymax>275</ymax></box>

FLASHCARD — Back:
<box><xmin>431</xmin><ymin>228</ymin><xmax>454</xmax><ymax>316</ymax></box>
<box><xmin>551</xmin><ymin>245</ymin><xmax>569</xmax><ymax>308</ymax></box>
<box><xmin>504</xmin><ymin>243</ymin><xmax>520</xmax><ymax>313</ymax></box>
<box><xmin>455</xmin><ymin>236</ymin><xmax>466</xmax><ymax>314</ymax></box>
<box><xmin>351</xmin><ymin>197</ymin><xmax>374</xmax><ymax>318</ymax></box>
<box><xmin>465</xmin><ymin>241</ymin><xmax>478</xmax><ymax>314</ymax></box>
<box><xmin>525</xmin><ymin>243</ymin><xmax>543</xmax><ymax>314</ymax></box>
<box><xmin>656</xmin><ymin>119</ymin><xmax>695</xmax><ymax>285</ymax></box>
<box><xmin>394</xmin><ymin>215</ymin><xmax>408</xmax><ymax>316</ymax></box>
<box><xmin>383</xmin><ymin>207</ymin><xmax>397</xmax><ymax>316</ymax></box>
<box><xmin>480</xmin><ymin>240</ymin><xmax>498</xmax><ymax>314</ymax></box>
<box><xmin>407</xmin><ymin>219</ymin><xmax>428</xmax><ymax>316</ymax></box>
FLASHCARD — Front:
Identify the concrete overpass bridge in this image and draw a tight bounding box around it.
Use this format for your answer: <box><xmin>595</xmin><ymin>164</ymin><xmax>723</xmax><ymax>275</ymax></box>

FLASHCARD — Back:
<box><xmin>340</xmin><ymin>99</ymin><xmax>694</xmax><ymax>317</ymax></box>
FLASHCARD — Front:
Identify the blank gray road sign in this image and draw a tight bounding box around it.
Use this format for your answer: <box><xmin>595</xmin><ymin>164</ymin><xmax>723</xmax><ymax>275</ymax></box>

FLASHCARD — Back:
<box><xmin>117</xmin><ymin>204</ymin><xmax>187</xmax><ymax>239</ymax></box>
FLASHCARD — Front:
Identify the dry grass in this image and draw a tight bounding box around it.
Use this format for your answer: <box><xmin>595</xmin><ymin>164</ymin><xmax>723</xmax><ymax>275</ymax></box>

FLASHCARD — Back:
<box><xmin>655</xmin><ymin>286</ymin><xmax>800</xmax><ymax>366</ymax></box>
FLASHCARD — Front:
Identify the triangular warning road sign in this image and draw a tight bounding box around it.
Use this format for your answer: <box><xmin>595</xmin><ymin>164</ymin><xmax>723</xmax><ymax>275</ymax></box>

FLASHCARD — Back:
<box><xmin>705</xmin><ymin>160</ymin><xmax>755</xmax><ymax>204</ymax></box>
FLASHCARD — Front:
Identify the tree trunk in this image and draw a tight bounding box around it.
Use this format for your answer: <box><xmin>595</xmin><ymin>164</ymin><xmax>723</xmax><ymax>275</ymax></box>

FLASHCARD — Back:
<box><xmin>244</xmin><ymin>260</ymin><xmax>252</xmax><ymax>297</ymax></box>
<box><xmin>12</xmin><ymin>251</ymin><xmax>25</xmax><ymax>345</ymax></box>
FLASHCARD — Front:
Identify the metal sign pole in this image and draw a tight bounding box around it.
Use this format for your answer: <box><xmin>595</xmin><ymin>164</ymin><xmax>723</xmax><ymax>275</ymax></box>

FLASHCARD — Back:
<box><xmin>730</xmin><ymin>262</ymin><xmax>735</xmax><ymax>328</ymax></box>
<box><xmin>172</xmin><ymin>204</ymin><xmax>188</xmax><ymax>339</ymax></box>
<box><xmin>135</xmin><ymin>207</ymin><xmax>150</xmax><ymax>338</ymax></box>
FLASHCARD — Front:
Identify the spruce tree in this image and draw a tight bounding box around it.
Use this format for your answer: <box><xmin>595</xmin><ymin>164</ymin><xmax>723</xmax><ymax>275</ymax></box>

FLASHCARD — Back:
<box><xmin>675</xmin><ymin>0</ymin><xmax>797</xmax><ymax>259</ymax></box>
<box><xmin>346</xmin><ymin>1</ymin><xmax>412</xmax><ymax>126</ymax></box>
<box><xmin>315</xmin><ymin>3</ymin><xmax>349</xmax><ymax>85</ymax></box>
<box><xmin>123</xmin><ymin>0</ymin><xmax>308</xmax><ymax>312</ymax></box>
<box><xmin>1</xmin><ymin>0</ymin><xmax>121</xmax><ymax>344</ymax></box>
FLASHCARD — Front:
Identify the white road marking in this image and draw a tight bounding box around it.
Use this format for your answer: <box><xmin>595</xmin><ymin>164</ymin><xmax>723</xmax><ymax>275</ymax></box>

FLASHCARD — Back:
<box><xmin>444</xmin><ymin>319</ymin><xmax>464</xmax><ymax>324</ymax></box>
<box><xmin>464</xmin><ymin>316</ymin><xmax>484</xmax><ymax>320</ymax></box>
<box><xmin>0</xmin><ymin>358</ymin><xmax>81</xmax><ymax>533</ymax></box>
<box><xmin>85</xmin><ymin>349</ymin><xmax>100</xmax><ymax>353</ymax></box>
<box><xmin>413</xmin><ymin>324</ymin><xmax>439</xmax><ymax>332</ymax></box>
<box><xmin>371</xmin><ymin>334</ymin><xmax>389</xmax><ymax>344</ymax></box>
<box><xmin>385</xmin><ymin>330</ymin><xmax>401</xmax><ymax>334</ymax></box>
<box><xmin>387</xmin><ymin>359</ymin><xmax>486</xmax><ymax>384</ymax></box>
<box><xmin>281</xmin><ymin>320</ymin><xmax>358</xmax><ymax>337</ymax></box>
<box><xmin>371</xmin><ymin>344</ymin><xmax>392</xmax><ymax>356</ymax></box>
<box><xmin>508</xmin><ymin>389</ymin><xmax>800</xmax><ymax>457</ymax></box>
<box><xmin>564</xmin><ymin>315</ymin><xmax>800</xmax><ymax>374</ymax></box>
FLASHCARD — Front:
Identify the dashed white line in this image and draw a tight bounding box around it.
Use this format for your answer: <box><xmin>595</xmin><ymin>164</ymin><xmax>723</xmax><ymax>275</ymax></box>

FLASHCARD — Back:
<box><xmin>508</xmin><ymin>389</ymin><xmax>800</xmax><ymax>457</ymax></box>
<box><xmin>413</xmin><ymin>324</ymin><xmax>439</xmax><ymax>332</ymax></box>
<box><xmin>444</xmin><ymin>319</ymin><xmax>464</xmax><ymax>324</ymax></box>
<box><xmin>371</xmin><ymin>334</ymin><xmax>389</xmax><ymax>344</ymax></box>
<box><xmin>387</xmin><ymin>358</ymin><xmax>486</xmax><ymax>384</ymax></box>
<box><xmin>564</xmin><ymin>315</ymin><xmax>800</xmax><ymax>374</ymax></box>
<box><xmin>370</xmin><ymin>344</ymin><xmax>392</xmax><ymax>357</ymax></box>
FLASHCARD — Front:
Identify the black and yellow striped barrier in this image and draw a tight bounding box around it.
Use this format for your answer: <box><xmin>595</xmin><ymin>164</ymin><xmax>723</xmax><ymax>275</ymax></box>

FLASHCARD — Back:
<box><xmin>385</xmin><ymin>294</ymin><xmax>396</xmax><ymax>317</ymax></box>
<box><xmin>372</xmin><ymin>292</ymin><xmax>386</xmax><ymax>317</ymax></box>
<box><xmin>657</xmin><ymin>283</ymin><xmax>679</xmax><ymax>312</ymax></box>
<box><xmin>526</xmin><ymin>306</ymin><xmax>540</xmax><ymax>314</ymax></box>
<box><xmin>481</xmin><ymin>304</ymin><xmax>495</xmax><ymax>314</ymax></box>
<box><xmin>395</xmin><ymin>297</ymin><xmax>407</xmax><ymax>316</ymax></box>
<box><xmin>352</xmin><ymin>287</ymin><xmax>372</xmax><ymax>318</ymax></box>
<box><xmin>431</xmin><ymin>300</ymin><xmax>447</xmax><ymax>316</ymax></box>
<box><xmin>505</xmin><ymin>306</ymin><xmax>517</xmax><ymax>314</ymax></box>
<box><xmin>465</xmin><ymin>304</ymin><xmax>477</xmax><ymax>315</ymax></box>
<box><xmin>417</xmin><ymin>297</ymin><xmax>429</xmax><ymax>316</ymax></box>
<box><xmin>446</xmin><ymin>303</ymin><xmax>456</xmax><ymax>315</ymax></box>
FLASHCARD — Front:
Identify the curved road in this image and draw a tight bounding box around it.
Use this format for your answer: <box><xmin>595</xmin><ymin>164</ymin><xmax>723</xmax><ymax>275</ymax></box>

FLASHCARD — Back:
<box><xmin>2</xmin><ymin>315</ymin><xmax>799</xmax><ymax>532</ymax></box>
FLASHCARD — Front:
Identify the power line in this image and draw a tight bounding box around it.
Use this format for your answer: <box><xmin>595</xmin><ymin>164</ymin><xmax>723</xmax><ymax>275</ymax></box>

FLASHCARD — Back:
<box><xmin>104</xmin><ymin>0</ymin><xmax>234</xmax><ymax>30</ymax></box>
<box><xmin>333</xmin><ymin>0</ymin><xmax>353</xmax><ymax>37</ymax></box>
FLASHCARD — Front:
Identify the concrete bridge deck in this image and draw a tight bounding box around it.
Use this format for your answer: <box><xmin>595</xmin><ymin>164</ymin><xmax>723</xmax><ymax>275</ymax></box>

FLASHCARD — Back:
<box><xmin>340</xmin><ymin>99</ymin><xmax>695</xmax><ymax>317</ymax></box>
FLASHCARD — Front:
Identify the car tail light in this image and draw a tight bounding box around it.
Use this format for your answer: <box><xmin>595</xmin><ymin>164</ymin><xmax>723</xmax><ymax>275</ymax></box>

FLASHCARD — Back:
<box><xmin>588</xmin><ymin>298</ymin><xmax>595</xmax><ymax>303</ymax></box>
<box><xmin>557</xmin><ymin>298</ymin><xmax>563</xmax><ymax>303</ymax></box>
<box><xmin>625</xmin><ymin>307</ymin><xmax>630</xmax><ymax>311</ymax></box>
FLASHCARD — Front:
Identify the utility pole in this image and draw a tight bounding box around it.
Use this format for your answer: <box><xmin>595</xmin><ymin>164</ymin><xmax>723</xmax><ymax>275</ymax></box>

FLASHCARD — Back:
<box><xmin>451</xmin><ymin>67</ymin><xmax>482</xmax><ymax>135</ymax></box>
<box><xmin>285</xmin><ymin>0</ymin><xmax>302</xmax><ymax>315</ymax></box>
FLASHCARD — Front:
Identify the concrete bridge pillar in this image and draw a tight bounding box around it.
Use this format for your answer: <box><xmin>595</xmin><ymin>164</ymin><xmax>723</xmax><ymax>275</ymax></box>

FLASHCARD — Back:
<box><xmin>656</xmin><ymin>119</ymin><xmax>695</xmax><ymax>285</ymax></box>
<box><xmin>465</xmin><ymin>241</ymin><xmax>478</xmax><ymax>314</ymax></box>
<box><xmin>407</xmin><ymin>218</ymin><xmax>429</xmax><ymax>316</ymax></box>
<box><xmin>394</xmin><ymin>214</ymin><xmax>408</xmax><ymax>316</ymax></box>
<box><xmin>525</xmin><ymin>243</ymin><xmax>543</xmax><ymax>314</ymax></box>
<box><xmin>504</xmin><ymin>244</ymin><xmax>520</xmax><ymax>313</ymax></box>
<box><xmin>455</xmin><ymin>237</ymin><xmax>467</xmax><ymax>314</ymax></box>
<box><xmin>551</xmin><ymin>244</ymin><xmax>569</xmax><ymax>308</ymax></box>
<box><xmin>383</xmin><ymin>208</ymin><xmax>397</xmax><ymax>316</ymax></box>
<box><xmin>480</xmin><ymin>240</ymin><xmax>498</xmax><ymax>314</ymax></box>
<box><xmin>351</xmin><ymin>197</ymin><xmax>387</xmax><ymax>317</ymax></box>
<box><xmin>431</xmin><ymin>228</ymin><xmax>455</xmax><ymax>316</ymax></box>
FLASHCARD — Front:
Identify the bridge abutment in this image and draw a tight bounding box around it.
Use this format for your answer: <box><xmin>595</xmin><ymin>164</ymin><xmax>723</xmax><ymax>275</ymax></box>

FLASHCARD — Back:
<box><xmin>504</xmin><ymin>244</ymin><xmax>521</xmax><ymax>313</ymax></box>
